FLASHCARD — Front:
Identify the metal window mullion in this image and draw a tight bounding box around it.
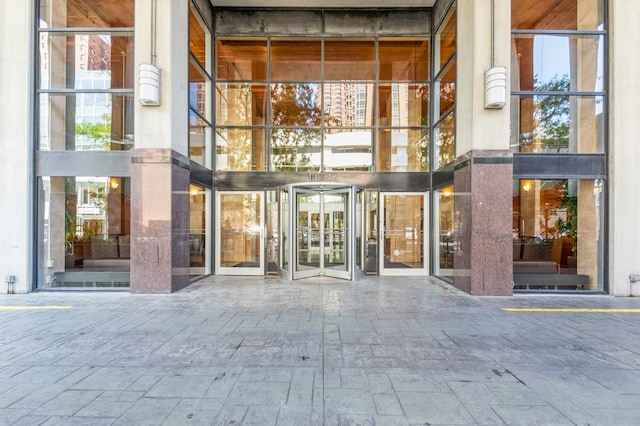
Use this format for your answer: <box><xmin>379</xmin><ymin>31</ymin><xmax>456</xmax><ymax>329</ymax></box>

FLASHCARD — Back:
<box><xmin>39</xmin><ymin>27</ymin><xmax>134</xmax><ymax>34</ymax></box>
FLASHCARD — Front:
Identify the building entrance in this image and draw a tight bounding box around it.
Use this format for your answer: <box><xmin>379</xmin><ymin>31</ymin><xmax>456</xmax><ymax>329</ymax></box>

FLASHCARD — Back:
<box><xmin>282</xmin><ymin>183</ymin><xmax>363</xmax><ymax>280</ymax></box>
<box><xmin>294</xmin><ymin>187</ymin><xmax>349</xmax><ymax>279</ymax></box>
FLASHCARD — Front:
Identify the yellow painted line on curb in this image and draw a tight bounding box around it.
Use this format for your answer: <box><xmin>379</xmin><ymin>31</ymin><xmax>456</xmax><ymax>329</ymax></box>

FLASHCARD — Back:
<box><xmin>0</xmin><ymin>306</ymin><xmax>72</xmax><ymax>311</ymax></box>
<box><xmin>503</xmin><ymin>308</ymin><xmax>640</xmax><ymax>313</ymax></box>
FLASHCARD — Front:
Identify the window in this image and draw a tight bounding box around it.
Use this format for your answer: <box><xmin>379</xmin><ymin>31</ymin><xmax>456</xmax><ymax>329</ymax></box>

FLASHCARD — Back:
<box><xmin>189</xmin><ymin>4</ymin><xmax>212</xmax><ymax>167</ymax></box>
<box><xmin>433</xmin><ymin>5</ymin><xmax>456</xmax><ymax>169</ymax></box>
<box><xmin>215</xmin><ymin>37</ymin><xmax>430</xmax><ymax>172</ymax></box>
<box><xmin>510</xmin><ymin>0</ymin><xmax>607</xmax><ymax>292</ymax></box>
<box><xmin>38</xmin><ymin>1</ymin><xmax>134</xmax><ymax>152</ymax></box>
<box><xmin>511</xmin><ymin>0</ymin><xmax>606</xmax><ymax>154</ymax></box>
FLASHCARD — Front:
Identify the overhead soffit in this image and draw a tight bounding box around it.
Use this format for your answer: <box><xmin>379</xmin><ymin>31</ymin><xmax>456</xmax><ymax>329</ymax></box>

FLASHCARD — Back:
<box><xmin>209</xmin><ymin>0</ymin><xmax>436</xmax><ymax>7</ymax></box>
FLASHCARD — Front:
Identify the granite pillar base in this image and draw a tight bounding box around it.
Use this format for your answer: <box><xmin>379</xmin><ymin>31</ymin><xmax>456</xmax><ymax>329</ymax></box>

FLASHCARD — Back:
<box><xmin>130</xmin><ymin>149</ymin><xmax>190</xmax><ymax>293</ymax></box>
<box><xmin>453</xmin><ymin>150</ymin><xmax>513</xmax><ymax>296</ymax></box>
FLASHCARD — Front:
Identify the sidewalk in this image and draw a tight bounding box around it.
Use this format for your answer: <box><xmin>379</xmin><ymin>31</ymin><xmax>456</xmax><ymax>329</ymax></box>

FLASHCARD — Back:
<box><xmin>1</xmin><ymin>275</ymin><xmax>640</xmax><ymax>425</ymax></box>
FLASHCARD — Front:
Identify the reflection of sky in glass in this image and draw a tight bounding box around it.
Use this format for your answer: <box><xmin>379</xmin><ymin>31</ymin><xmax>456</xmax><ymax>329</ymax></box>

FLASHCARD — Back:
<box><xmin>534</xmin><ymin>34</ymin><xmax>604</xmax><ymax>93</ymax></box>
<box><xmin>533</xmin><ymin>36</ymin><xmax>570</xmax><ymax>82</ymax></box>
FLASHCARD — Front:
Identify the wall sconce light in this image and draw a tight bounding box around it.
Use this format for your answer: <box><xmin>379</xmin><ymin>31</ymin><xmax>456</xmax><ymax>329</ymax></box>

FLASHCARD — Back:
<box><xmin>109</xmin><ymin>177</ymin><xmax>120</xmax><ymax>190</ymax></box>
<box><xmin>443</xmin><ymin>190</ymin><xmax>452</xmax><ymax>198</ymax></box>
<box><xmin>522</xmin><ymin>182</ymin><xmax>532</xmax><ymax>193</ymax></box>
<box><xmin>519</xmin><ymin>132</ymin><xmax>536</xmax><ymax>147</ymax></box>
<box><xmin>139</xmin><ymin>63</ymin><xmax>161</xmax><ymax>106</ymax></box>
<box><xmin>485</xmin><ymin>66</ymin><xmax>507</xmax><ymax>109</ymax></box>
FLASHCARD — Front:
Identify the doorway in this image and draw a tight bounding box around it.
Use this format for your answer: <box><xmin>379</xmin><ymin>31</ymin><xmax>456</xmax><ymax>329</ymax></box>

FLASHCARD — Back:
<box><xmin>216</xmin><ymin>191</ymin><xmax>264</xmax><ymax>275</ymax></box>
<box><xmin>282</xmin><ymin>183</ymin><xmax>363</xmax><ymax>280</ymax></box>
<box><xmin>294</xmin><ymin>187</ymin><xmax>349</xmax><ymax>279</ymax></box>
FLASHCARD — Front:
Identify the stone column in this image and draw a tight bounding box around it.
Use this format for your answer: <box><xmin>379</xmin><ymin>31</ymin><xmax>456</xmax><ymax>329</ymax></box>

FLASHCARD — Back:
<box><xmin>609</xmin><ymin>2</ymin><xmax>640</xmax><ymax>295</ymax></box>
<box><xmin>453</xmin><ymin>0</ymin><xmax>513</xmax><ymax>295</ymax></box>
<box><xmin>0</xmin><ymin>2</ymin><xmax>33</xmax><ymax>293</ymax></box>
<box><xmin>131</xmin><ymin>0</ymin><xmax>190</xmax><ymax>293</ymax></box>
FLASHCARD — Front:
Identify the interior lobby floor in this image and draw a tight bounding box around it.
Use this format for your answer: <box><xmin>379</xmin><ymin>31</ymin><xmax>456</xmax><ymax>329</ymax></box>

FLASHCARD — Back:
<box><xmin>2</xmin><ymin>276</ymin><xmax>640</xmax><ymax>425</ymax></box>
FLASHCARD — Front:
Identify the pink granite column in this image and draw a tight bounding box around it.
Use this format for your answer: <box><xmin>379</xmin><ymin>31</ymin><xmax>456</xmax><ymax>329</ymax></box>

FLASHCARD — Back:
<box><xmin>130</xmin><ymin>149</ymin><xmax>190</xmax><ymax>293</ymax></box>
<box><xmin>453</xmin><ymin>150</ymin><xmax>513</xmax><ymax>295</ymax></box>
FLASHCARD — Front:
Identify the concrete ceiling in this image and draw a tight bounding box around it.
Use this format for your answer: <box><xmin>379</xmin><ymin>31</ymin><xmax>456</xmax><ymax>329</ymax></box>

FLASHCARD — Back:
<box><xmin>209</xmin><ymin>0</ymin><xmax>436</xmax><ymax>8</ymax></box>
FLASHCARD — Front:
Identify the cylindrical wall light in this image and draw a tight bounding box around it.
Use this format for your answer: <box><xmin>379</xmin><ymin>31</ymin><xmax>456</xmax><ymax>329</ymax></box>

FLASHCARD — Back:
<box><xmin>139</xmin><ymin>63</ymin><xmax>161</xmax><ymax>106</ymax></box>
<box><xmin>485</xmin><ymin>66</ymin><xmax>507</xmax><ymax>109</ymax></box>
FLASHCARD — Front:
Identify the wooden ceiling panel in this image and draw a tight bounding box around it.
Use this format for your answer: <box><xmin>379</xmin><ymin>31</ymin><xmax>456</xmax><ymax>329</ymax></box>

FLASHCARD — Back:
<box><xmin>66</xmin><ymin>0</ymin><xmax>134</xmax><ymax>28</ymax></box>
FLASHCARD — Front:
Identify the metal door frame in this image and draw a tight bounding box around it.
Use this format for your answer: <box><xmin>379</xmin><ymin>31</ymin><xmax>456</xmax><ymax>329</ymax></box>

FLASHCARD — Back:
<box><xmin>379</xmin><ymin>191</ymin><xmax>429</xmax><ymax>276</ymax></box>
<box><xmin>215</xmin><ymin>190</ymin><xmax>266</xmax><ymax>275</ymax></box>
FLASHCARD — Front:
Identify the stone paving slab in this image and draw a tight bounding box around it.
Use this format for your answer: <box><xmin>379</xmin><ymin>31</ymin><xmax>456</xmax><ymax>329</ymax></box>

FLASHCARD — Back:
<box><xmin>1</xmin><ymin>276</ymin><xmax>640</xmax><ymax>424</ymax></box>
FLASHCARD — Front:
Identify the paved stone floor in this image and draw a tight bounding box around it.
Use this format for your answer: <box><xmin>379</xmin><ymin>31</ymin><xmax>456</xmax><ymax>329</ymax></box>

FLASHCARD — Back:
<box><xmin>2</xmin><ymin>276</ymin><xmax>640</xmax><ymax>425</ymax></box>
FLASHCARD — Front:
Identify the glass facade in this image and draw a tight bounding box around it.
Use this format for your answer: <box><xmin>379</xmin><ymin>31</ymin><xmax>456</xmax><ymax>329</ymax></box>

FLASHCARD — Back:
<box><xmin>215</xmin><ymin>38</ymin><xmax>430</xmax><ymax>172</ymax></box>
<box><xmin>25</xmin><ymin>2</ymin><xmax>610</xmax><ymax>293</ymax></box>
<box><xmin>433</xmin><ymin>5</ymin><xmax>456</xmax><ymax>169</ymax></box>
<box><xmin>36</xmin><ymin>0</ymin><xmax>134</xmax><ymax>289</ymax></box>
<box><xmin>511</xmin><ymin>0</ymin><xmax>606</xmax><ymax>154</ymax></box>
<box><xmin>38</xmin><ymin>2</ymin><xmax>135</xmax><ymax>152</ymax></box>
<box><xmin>511</xmin><ymin>0</ymin><xmax>606</xmax><ymax>292</ymax></box>
<box><xmin>189</xmin><ymin>5</ymin><xmax>212</xmax><ymax>167</ymax></box>
<box><xmin>39</xmin><ymin>176</ymin><xmax>131</xmax><ymax>288</ymax></box>
<box><xmin>513</xmin><ymin>179</ymin><xmax>604</xmax><ymax>291</ymax></box>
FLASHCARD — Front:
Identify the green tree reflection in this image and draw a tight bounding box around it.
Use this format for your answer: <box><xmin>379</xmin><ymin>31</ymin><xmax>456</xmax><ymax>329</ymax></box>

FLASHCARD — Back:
<box><xmin>271</xmin><ymin>83</ymin><xmax>321</xmax><ymax>171</ymax></box>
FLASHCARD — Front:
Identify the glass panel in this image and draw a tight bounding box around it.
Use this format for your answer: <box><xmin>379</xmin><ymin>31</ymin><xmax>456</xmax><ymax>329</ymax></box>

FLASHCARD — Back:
<box><xmin>216</xmin><ymin>38</ymin><xmax>267</xmax><ymax>80</ymax></box>
<box><xmin>513</xmin><ymin>179</ymin><xmax>604</xmax><ymax>291</ymax></box>
<box><xmin>40</xmin><ymin>0</ymin><xmax>135</xmax><ymax>28</ymax></box>
<box><xmin>216</xmin><ymin>83</ymin><xmax>267</xmax><ymax>126</ymax></box>
<box><xmin>270</xmin><ymin>129</ymin><xmax>321</xmax><ymax>172</ymax></box>
<box><xmin>324</xmin><ymin>83</ymin><xmax>374</xmax><ymax>127</ymax></box>
<box><xmin>323</xmin><ymin>129</ymin><xmax>373</xmax><ymax>172</ymax></box>
<box><xmin>325</xmin><ymin>192</ymin><xmax>348</xmax><ymax>272</ymax></box>
<box><xmin>324</xmin><ymin>39</ymin><xmax>375</xmax><ymax>81</ymax></box>
<box><xmin>39</xmin><ymin>93</ymin><xmax>134</xmax><ymax>151</ymax></box>
<box><xmin>39</xmin><ymin>34</ymin><xmax>134</xmax><ymax>90</ymax></box>
<box><xmin>435</xmin><ymin>59</ymin><xmax>455</xmax><ymax>118</ymax></box>
<box><xmin>270</xmin><ymin>39</ymin><xmax>321</xmax><ymax>81</ymax></box>
<box><xmin>39</xmin><ymin>176</ymin><xmax>131</xmax><ymax>288</ymax></box>
<box><xmin>266</xmin><ymin>191</ymin><xmax>279</xmax><ymax>274</ymax></box>
<box><xmin>189</xmin><ymin>112</ymin><xmax>211</xmax><ymax>167</ymax></box>
<box><xmin>189</xmin><ymin>6</ymin><xmax>209</xmax><ymax>67</ymax></box>
<box><xmin>434</xmin><ymin>112</ymin><xmax>455</xmax><ymax>169</ymax></box>
<box><xmin>437</xmin><ymin>186</ymin><xmax>455</xmax><ymax>280</ymax></box>
<box><xmin>512</xmin><ymin>95</ymin><xmax>604</xmax><ymax>153</ymax></box>
<box><xmin>189</xmin><ymin>184</ymin><xmax>207</xmax><ymax>277</ymax></box>
<box><xmin>377</xmin><ymin>129</ymin><xmax>428</xmax><ymax>172</ymax></box>
<box><xmin>216</xmin><ymin>128</ymin><xmax>265</xmax><ymax>171</ymax></box>
<box><xmin>512</xmin><ymin>35</ymin><xmax>604</xmax><ymax>93</ymax></box>
<box><xmin>378</xmin><ymin>38</ymin><xmax>430</xmax><ymax>81</ymax></box>
<box><xmin>378</xmin><ymin>83</ymin><xmax>429</xmax><ymax>127</ymax></box>
<box><xmin>512</xmin><ymin>0</ymin><xmax>604</xmax><ymax>31</ymax></box>
<box><xmin>355</xmin><ymin>189</ymin><xmax>363</xmax><ymax>270</ymax></box>
<box><xmin>365</xmin><ymin>191</ymin><xmax>378</xmax><ymax>274</ymax></box>
<box><xmin>271</xmin><ymin>83</ymin><xmax>321</xmax><ymax>127</ymax></box>
<box><xmin>434</xmin><ymin>5</ymin><xmax>456</xmax><ymax>74</ymax></box>
<box><xmin>296</xmin><ymin>193</ymin><xmax>321</xmax><ymax>272</ymax></box>
<box><xmin>382</xmin><ymin>194</ymin><xmax>424</xmax><ymax>269</ymax></box>
<box><xmin>220</xmin><ymin>193</ymin><xmax>262</xmax><ymax>268</ymax></box>
<box><xmin>189</xmin><ymin>59</ymin><xmax>210</xmax><ymax>115</ymax></box>
<box><xmin>282</xmin><ymin>188</ymin><xmax>289</xmax><ymax>271</ymax></box>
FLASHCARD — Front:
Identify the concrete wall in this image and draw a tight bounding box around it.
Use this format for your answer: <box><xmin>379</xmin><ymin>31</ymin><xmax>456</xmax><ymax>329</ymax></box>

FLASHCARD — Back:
<box><xmin>456</xmin><ymin>0</ymin><xmax>511</xmax><ymax>154</ymax></box>
<box><xmin>0</xmin><ymin>2</ymin><xmax>33</xmax><ymax>294</ymax></box>
<box><xmin>609</xmin><ymin>1</ymin><xmax>640</xmax><ymax>296</ymax></box>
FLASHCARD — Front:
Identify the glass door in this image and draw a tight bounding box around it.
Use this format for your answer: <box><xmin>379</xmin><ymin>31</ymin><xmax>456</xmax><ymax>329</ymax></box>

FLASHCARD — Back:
<box><xmin>379</xmin><ymin>192</ymin><xmax>428</xmax><ymax>275</ymax></box>
<box><xmin>293</xmin><ymin>187</ymin><xmax>350</xmax><ymax>279</ymax></box>
<box><xmin>216</xmin><ymin>191</ymin><xmax>265</xmax><ymax>275</ymax></box>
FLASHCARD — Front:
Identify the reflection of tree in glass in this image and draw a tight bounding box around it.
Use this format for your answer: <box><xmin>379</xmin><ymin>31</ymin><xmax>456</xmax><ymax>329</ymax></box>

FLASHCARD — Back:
<box><xmin>416</xmin><ymin>84</ymin><xmax>430</xmax><ymax>171</ymax></box>
<box><xmin>271</xmin><ymin>84</ymin><xmax>321</xmax><ymax>171</ymax></box>
<box><xmin>436</xmin><ymin>112</ymin><xmax>455</xmax><ymax>168</ymax></box>
<box><xmin>223</xmin><ymin>84</ymin><xmax>256</xmax><ymax>171</ymax></box>
<box><xmin>534</xmin><ymin>74</ymin><xmax>570</xmax><ymax>147</ymax></box>
<box><xmin>75</xmin><ymin>113</ymin><xmax>112</xmax><ymax>150</ymax></box>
